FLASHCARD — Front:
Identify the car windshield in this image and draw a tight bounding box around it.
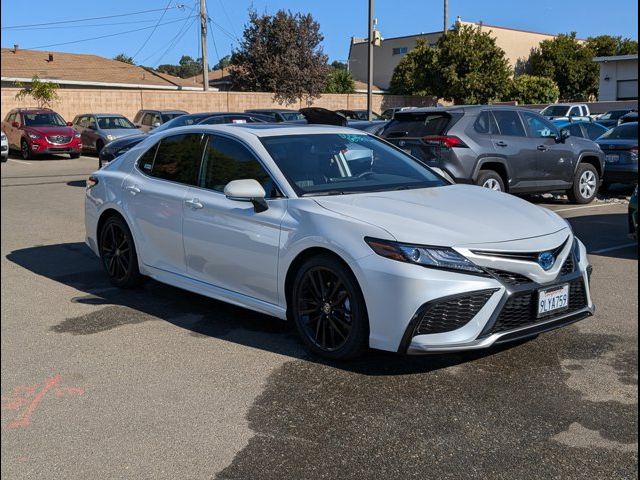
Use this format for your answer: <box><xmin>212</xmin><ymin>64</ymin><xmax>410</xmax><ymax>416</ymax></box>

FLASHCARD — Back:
<box><xmin>161</xmin><ymin>112</ymin><xmax>186</xmax><ymax>123</ymax></box>
<box><xmin>599</xmin><ymin>123</ymin><xmax>638</xmax><ymax>140</ymax></box>
<box><xmin>600</xmin><ymin>110</ymin><xmax>629</xmax><ymax>120</ymax></box>
<box><xmin>541</xmin><ymin>106</ymin><xmax>570</xmax><ymax>116</ymax></box>
<box><xmin>23</xmin><ymin>112</ymin><xmax>66</xmax><ymax>127</ymax></box>
<box><xmin>280</xmin><ymin>112</ymin><xmax>305</xmax><ymax>121</ymax></box>
<box><xmin>97</xmin><ymin>116</ymin><xmax>136</xmax><ymax>129</ymax></box>
<box><xmin>260</xmin><ymin>133</ymin><xmax>447</xmax><ymax>196</ymax></box>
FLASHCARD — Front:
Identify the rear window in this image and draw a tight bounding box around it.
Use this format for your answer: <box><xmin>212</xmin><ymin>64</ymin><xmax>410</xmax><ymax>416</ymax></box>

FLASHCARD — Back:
<box><xmin>600</xmin><ymin>124</ymin><xmax>638</xmax><ymax>140</ymax></box>
<box><xmin>382</xmin><ymin>112</ymin><xmax>453</xmax><ymax>138</ymax></box>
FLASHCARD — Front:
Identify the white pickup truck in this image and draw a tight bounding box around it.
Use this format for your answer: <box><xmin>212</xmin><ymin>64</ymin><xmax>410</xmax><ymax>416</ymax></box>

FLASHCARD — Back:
<box><xmin>540</xmin><ymin>103</ymin><xmax>594</xmax><ymax>121</ymax></box>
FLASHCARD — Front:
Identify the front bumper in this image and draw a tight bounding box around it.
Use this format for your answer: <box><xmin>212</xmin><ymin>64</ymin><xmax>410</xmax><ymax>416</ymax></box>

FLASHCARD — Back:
<box><xmin>352</xmin><ymin>233</ymin><xmax>594</xmax><ymax>353</ymax></box>
<box><xmin>28</xmin><ymin>138</ymin><xmax>81</xmax><ymax>155</ymax></box>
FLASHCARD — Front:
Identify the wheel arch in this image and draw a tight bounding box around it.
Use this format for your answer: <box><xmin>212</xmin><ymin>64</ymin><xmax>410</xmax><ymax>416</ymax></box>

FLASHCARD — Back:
<box><xmin>283</xmin><ymin>246</ymin><xmax>361</xmax><ymax>319</ymax></box>
<box><xmin>576</xmin><ymin>153</ymin><xmax>603</xmax><ymax>178</ymax></box>
<box><xmin>473</xmin><ymin>157</ymin><xmax>511</xmax><ymax>191</ymax></box>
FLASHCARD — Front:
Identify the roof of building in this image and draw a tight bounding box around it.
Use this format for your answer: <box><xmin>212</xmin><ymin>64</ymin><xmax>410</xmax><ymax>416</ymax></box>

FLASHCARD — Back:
<box><xmin>0</xmin><ymin>48</ymin><xmax>202</xmax><ymax>90</ymax></box>
<box><xmin>593</xmin><ymin>54</ymin><xmax>639</xmax><ymax>63</ymax></box>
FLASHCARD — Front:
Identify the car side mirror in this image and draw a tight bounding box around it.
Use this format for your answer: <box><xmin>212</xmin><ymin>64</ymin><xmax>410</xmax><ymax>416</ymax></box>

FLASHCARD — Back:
<box><xmin>12</xmin><ymin>121</ymin><xmax>19</xmax><ymax>128</ymax></box>
<box><xmin>152</xmin><ymin>122</ymin><xmax>161</xmax><ymax>128</ymax></box>
<box><xmin>557</xmin><ymin>129</ymin><xmax>571</xmax><ymax>143</ymax></box>
<box><xmin>224</xmin><ymin>179</ymin><xmax>268</xmax><ymax>212</ymax></box>
<box><xmin>66</xmin><ymin>121</ymin><xmax>73</xmax><ymax>126</ymax></box>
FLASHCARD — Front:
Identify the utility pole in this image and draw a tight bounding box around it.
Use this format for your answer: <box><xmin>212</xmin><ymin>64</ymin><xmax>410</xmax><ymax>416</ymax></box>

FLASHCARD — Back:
<box><xmin>367</xmin><ymin>0</ymin><xmax>374</xmax><ymax>121</ymax></box>
<box><xmin>200</xmin><ymin>0</ymin><xmax>209</xmax><ymax>91</ymax></box>
<box><xmin>443</xmin><ymin>0</ymin><xmax>449</xmax><ymax>34</ymax></box>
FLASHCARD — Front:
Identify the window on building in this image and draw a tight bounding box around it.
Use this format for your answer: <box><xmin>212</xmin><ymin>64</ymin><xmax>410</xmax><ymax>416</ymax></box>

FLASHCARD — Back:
<box><xmin>392</xmin><ymin>47</ymin><xmax>408</xmax><ymax>55</ymax></box>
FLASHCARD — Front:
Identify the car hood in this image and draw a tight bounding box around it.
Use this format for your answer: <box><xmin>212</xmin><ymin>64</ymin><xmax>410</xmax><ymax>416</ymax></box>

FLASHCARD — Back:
<box><xmin>101</xmin><ymin>128</ymin><xmax>144</xmax><ymax>138</ymax></box>
<box><xmin>105</xmin><ymin>134</ymin><xmax>147</xmax><ymax>150</ymax></box>
<box><xmin>27</xmin><ymin>126</ymin><xmax>76</xmax><ymax>136</ymax></box>
<box><xmin>314</xmin><ymin>184</ymin><xmax>568</xmax><ymax>246</ymax></box>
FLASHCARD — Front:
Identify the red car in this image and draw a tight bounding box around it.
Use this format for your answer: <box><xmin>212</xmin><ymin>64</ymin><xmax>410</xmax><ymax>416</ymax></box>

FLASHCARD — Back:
<box><xmin>2</xmin><ymin>108</ymin><xmax>82</xmax><ymax>160</ymax></box>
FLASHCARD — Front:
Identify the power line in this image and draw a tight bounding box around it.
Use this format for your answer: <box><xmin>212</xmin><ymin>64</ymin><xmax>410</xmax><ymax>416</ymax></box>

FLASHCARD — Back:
<box><xmin>217</xmin><ymin>0</ymin><xmax>240</xmax><ymax>41</ymax></box>
<box><xmin>5</xmin><ymin>17</ymin><xmax>192</xmax><ymax>31</ymax></box>
<box><xmin>131</xmin><ymin>0</ymin><xmax>174</xmax><ymax>60</ymax></box>
<box><xmin>1</xmin><ymin>6</ymin><xmax>185</xmax><ymax>30</ymax></box>
<box><xmin>141</xmin><ymin>1</ymin><xmax>199</xmax><ymax>66</ymax></box>
<box><xmin>22</xmin><ymin>17</ymin><xmax>196</xmax><ymax>50</ymax></box>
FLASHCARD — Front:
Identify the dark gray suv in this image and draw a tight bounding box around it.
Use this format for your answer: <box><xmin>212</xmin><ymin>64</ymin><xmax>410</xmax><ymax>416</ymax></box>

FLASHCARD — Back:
<box><xmin>381</xmin><ymin>106</ymin><xmax>605</xmax><ymax>204</ymax></box>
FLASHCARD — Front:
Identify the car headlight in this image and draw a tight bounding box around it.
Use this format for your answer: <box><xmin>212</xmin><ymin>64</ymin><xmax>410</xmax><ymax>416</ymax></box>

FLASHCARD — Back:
<box><xmin>74</xmin><ymin>132</ymin><xmax>82</xmax><ymax>138</ymax></box>
<box><xmin>28</xmin><ymin>132</ymin><xmax>42</xmax><ymax>140</ymax></box>
<box><xmin>106</xmin><ymin>134</ymin><xmax>115</xmax><ymax>141</ymax></box>
<box><xmin>365</xmin><ymin>237</ymin><xmax>484</xmax><ymax>274</ymax></box>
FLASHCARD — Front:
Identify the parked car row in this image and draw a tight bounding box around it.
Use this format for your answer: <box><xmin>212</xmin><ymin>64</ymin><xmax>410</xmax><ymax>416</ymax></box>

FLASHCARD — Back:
<box><xmin>2</xmin><ymin>103</ymin><xmax>637</xmax><ymax>203</ymax></box>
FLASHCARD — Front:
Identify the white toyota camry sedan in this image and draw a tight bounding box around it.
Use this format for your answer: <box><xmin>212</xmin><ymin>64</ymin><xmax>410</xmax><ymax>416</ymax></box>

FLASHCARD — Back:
<box><xmin>85</xmin><ymin>124</ymin><xmax>595</xmax><ymax>360</ymax></box>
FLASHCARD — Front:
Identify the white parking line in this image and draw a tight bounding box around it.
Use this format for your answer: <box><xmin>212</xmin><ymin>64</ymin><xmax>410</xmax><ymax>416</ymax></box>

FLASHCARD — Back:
<box><xmin>8</xmin><ymin>159</ymin><xmax>32</xmax><ymax>165</ymax></box>
<box><xmin>552</xmin><ymin>203</ymin><xmax>623</xmax><ymax>213</ymax></box>
<box><xmin>591</xmin><ymin>243</ymin><xmax>637</xmax><ymax>254</ymax></box>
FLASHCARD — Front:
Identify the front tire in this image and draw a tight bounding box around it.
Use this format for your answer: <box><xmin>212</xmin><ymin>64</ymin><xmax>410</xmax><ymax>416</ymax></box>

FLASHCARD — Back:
<box><xmin>291</xmin><ymin>255</ymin><xmax>369</xmax><ymax>360</ymax></box>
<box><xmin>21</xmin><ymin>139</ymin><xmax>33</xmax><ymax>160</ymax></box>
<box><xmin>568</xmin><ymin>163</ymin><xmax>598</xmax><ymax>204</ymax></box>
<box><xmin>476</xmin><ymin>170</ymin><xmax>505</xmax><ymax>192</ymax></box>
<box><xmin>70</xmin><ymin>153</ymin><xmax>80</xmax><ymax>159</ymax></box>
<box><xmin>99</xmin><ymin>216</ymin><xmax>144</xmax><ymax>288</ymax></box>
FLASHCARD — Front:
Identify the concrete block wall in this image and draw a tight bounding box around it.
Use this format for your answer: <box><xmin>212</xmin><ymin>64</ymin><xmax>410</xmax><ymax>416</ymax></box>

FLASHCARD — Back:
<box><xmin>0</xmin><ymin>88</ymin><xmax>437</xmax><ymax>122</ymax></box>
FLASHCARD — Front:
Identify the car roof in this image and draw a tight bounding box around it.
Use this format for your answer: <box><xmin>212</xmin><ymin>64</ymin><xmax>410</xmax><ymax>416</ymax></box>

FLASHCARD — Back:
<box><xmin>398</xmin><ymin>105</ymin><xmax>534</xmax><ymax>114</ymax></box>
<box><xmin>164</xmin><ymin>123</ymin><xmax>369</xmax><ymax>140</ymax></box>
<box><xmin>76</xmin><ymin>113</ymin><xmax>128</xmax><ymax>117</ymax></box>
<box><xmin>139</xmin><ymin>109</ymin><xmax>187</xmax><ymax>113</ymax></box>
<box><xmin>246</xmin><ymin>109</ymin><xmax>299</xmax><ymax>113</ymax></box>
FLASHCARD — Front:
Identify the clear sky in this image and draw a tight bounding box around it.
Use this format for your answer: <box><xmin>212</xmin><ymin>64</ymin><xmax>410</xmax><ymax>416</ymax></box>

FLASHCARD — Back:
<box><xmin>1</xmin><ymin>0</ymin><xmax>638</xmax><ymax>67</ymax></box>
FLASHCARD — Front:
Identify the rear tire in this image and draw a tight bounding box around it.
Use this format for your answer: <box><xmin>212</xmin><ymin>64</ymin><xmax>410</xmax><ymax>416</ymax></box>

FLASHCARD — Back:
<box><xmin>567</xmin><ymin>163</ymin><xmax>598</xmax><ymax>204</ymax></box>
<box><xmin>476</xmin><ymin>170</ymin><xmax>505</xmax><ymax>192</ymax></box>
<box><xmin>99</xmin><ymin>216</ymin><xmax>144</xmax><ymax>288</ymax></box>
<box><xmin>70</xmin><ymin>153</ymin><xmax>80</xmax><ymax>159</ymax></box>
<box><xmin>291</xmin><ymin>254</ymin><xmax>369</xmax><ymax>360</ymax></box>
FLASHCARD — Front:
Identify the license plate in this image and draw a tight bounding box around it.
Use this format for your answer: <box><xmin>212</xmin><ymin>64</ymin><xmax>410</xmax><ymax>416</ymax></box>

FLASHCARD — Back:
<box><xmin>538</xmin><ymin>284</ymin><xmax>569</xmax><ymax>317</ymax></box>
<box><xmin>606</xmin><ymin>154</ymin><xmax>619</xmax><ymax>163</ymax></box>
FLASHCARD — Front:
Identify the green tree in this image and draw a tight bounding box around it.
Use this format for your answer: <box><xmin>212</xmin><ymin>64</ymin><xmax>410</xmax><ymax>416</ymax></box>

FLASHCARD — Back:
<box><xmin>526</xmin><ymin>33</ymin><xmax>598</xmax><ymax>101</ymax></box>
<box><xmin>585</xmin><ymin>35</ymin><xmax>638</xmax><ymax>57</ymax></box>
<box><xmin>213</xmin><ymin>55</ymin><xmax>232</xmax><ymax>71</ymax></box>
<box><xmin>113</xmin><ymin>53</ymin><xmax>135</xmax><ymax>65</ymax></box>
<box><xmin>389</xmin><ymin>25</ymin><xmax>512</xmax><ymax>104</ymax></box>
<box><xmin>14</xmin><ymin>75</ymin><xmax>60</xmax><ymax>108</ymax></box>
<box><xmin>230</xmin><ymin>9</ymin><xmax>330</xmax><ymax>104</ymax></box>
<box><xmin>324</xmin><ymin>68</ymin><xmax>355</xmax><ymax>94</ymax></box>
<box><xmin>510</xmin><ymin>75</ymin><xmax>559</xmax><ymax>105</ymax></box>
<box><xmin>330</xmin><ymin>60</ymin><xmax>347</xmax><ymax>71</ymax></box>
<box><xmin>157</xmin><ymin>55</ymin><xmax>203</xmax><ymax>78</ymax></box>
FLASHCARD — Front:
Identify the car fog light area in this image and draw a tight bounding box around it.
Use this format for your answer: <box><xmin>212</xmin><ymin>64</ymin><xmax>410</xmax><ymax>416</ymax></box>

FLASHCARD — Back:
<box><xmin>365</xmin><ymin>237</ymin><xmax>484</xmax><ymax>274</ymax></box>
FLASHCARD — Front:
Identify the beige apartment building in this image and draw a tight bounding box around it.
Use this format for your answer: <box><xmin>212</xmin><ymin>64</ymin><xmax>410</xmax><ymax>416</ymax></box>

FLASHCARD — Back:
<box><xmin>348</xmin><ymin>20</ymin><xmax>568</xmax><ymax>90</ymax></box>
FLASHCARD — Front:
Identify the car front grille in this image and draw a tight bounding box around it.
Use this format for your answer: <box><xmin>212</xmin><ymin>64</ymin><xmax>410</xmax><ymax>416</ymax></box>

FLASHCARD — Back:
<box><xmin>414</xmin><ymin>289</ymin><xmax>498</xmax><ymax>335</ymax></box>
<box><xmin>47</xmin><ymin>135</ymin><xmax>72</xmax><ymax>144</ymax></box>
<box><xmin>559</xmin><ymin>254</ymin><xmax>575</xmax><ymax>276</ymax></box>
<box><xmin>487</xmin><ymin>268</ymin><xmax>533</xmax><ymax>285</ymax></box>
<box><xmin>487</xmin><ymin>279</ymin><xmax>587</xmax><ymax>335</ymax></box>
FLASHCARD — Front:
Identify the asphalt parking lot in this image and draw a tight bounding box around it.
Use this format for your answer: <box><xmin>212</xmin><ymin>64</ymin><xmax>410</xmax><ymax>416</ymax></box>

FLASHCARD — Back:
<box><xmin>1</xmin><ymin>155</ymin><xmax>637</xmax><ymax>480</ymax></box>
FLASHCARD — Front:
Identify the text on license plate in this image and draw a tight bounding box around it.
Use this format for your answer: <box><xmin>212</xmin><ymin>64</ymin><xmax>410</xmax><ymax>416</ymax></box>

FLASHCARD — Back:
<box><xmin>606</xmin><ymin>154</ymin><xmax>619</xmax><ymax>163</ymax></box>
<box><xmin>538</xmin><ymin>284</ymin><xmax>569</xmax><ymax>317</ymax></box>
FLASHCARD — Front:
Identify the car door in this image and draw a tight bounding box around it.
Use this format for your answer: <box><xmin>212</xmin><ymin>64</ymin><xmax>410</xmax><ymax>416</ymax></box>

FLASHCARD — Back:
<box><xmin>5</xmin><ymin>113</ymin><xmax>18</xmax><ymax>147</ymax></box>
<box><xmin>83</xmin><ymin>116</ymin><xmax>99</xmax><ymax>150</ymax></box>
<box><xmin>520</xmin><ymin>111</ymin><xmax>575</xmax><ymax>185</ymax></box>
<box><xmin>182</xmin><ymin>133</ymin><xmax>286</xmax><ymax>305</ymax></box>
<box><xmin>490</xmin><ymin>109</ymin><xmax>534</xmax><ymax>187</ymax></box>
<box><xmin>122</xmin><ymin>132</ymin><xmax>206</xmax><ymax>274</ymax></box>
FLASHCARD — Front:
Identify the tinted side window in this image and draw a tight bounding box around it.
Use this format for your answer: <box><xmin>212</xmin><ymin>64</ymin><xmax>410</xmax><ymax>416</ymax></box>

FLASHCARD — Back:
<box><xmin>133</xmin><ymin>111</ymin><xmax>143</xmax><ymax>123</ymax></box>
<box><xmin>474</xmin><ymin>111</ymin><xmax>498</xmax><ymax>134</ymax></box>
<box><xmin>493</xmin><ymin>111</ymin><xmax>526</xmax><ymax>137</ymax></box>
<box><xmin>201</xmin><ymin>135</ymin><xmax>272</xmax><ymax>194</ymax></box>
<box><xmin>149</xmin><ymin>133</ymin><xmax>205</xmax><ymax>185</ymax></box>
<box><xmin>569</xmin><ymin>106</ymin><xmax>581</xmax><ymax>117</ymax></box>
<box><xmin>521</xmin><ymin>112</ymin><xmax>557</xmax><ymax>138</ymax></box>
<box><xmin>138</xmin><ymin>144</ymin><xmax>159</xmax><ymax>174</ymax></box>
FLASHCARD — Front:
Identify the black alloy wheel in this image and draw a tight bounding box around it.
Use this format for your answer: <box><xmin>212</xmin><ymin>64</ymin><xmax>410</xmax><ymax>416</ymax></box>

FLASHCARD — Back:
<box><xmin>21</xmin><ymin>139</ymin><xmax>32</xmax><ymax>160</ymax></box>
<box><xmin>99</xmin><ymin>216</ymin><xmax>143</xmax><ymax>288</ymax></box>
<box><xmin>292</xmin><ymin>255</ymin><xmax>368</xmax><ymax>360</ymax></box>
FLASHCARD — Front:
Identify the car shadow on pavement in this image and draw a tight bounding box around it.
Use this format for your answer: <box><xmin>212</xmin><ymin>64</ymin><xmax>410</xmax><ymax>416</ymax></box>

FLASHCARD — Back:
<box><xmin>6</xmin><ymin>242</ymin><xmax>526</xmax><ymax>376</ymax></box>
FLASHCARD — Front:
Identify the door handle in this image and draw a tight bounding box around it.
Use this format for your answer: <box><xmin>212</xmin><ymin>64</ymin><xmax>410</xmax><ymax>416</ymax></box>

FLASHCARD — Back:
<box><xmin>185</xmin><ymin>198</ymin><xmax>204</xmax><ymax>209</ymax></box>
<box><xmin>124</xmin><ymin>185</ymin><xmax>141</xmax><ymax>195</ymax></box>
<box><xmin>495</xmin><ymin>141</ymin><xmax>508</xmax><ymax>147</ymax></box>
<box><xmin>537</xmin><ymin>145</ymin><xmax>548</xmax><ymax>151</ymax></box>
